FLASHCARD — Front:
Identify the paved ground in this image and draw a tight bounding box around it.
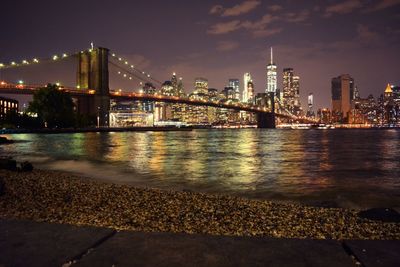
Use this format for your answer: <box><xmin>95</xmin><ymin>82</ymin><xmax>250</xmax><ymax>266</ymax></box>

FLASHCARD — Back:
<box><xmin>0</xmin><ymin>219</ymin><xmax>399</xmax><ymax>267</ymax></box>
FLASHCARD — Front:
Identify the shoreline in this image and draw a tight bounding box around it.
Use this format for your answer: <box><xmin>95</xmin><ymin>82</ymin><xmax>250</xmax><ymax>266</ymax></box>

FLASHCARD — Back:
<box><xmin>0</xmin><ymin>169</ymin><xmax>399</xmax><ymax>240</ymax></box>
<box><xmin>0</xmin><ymin>126</ymin><xmax>193</xmax><ymax>135</ymax></box>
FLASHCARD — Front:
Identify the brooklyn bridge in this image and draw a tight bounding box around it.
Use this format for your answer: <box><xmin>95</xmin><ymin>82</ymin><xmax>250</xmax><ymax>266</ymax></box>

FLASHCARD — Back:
<box><xmin>0</xmin><ymin>46</ymin><xmax>314</xmax><ymax>128</ymax></box>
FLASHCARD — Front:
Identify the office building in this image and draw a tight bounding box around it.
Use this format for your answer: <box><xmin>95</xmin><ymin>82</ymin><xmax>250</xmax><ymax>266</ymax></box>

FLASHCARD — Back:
<box><xmin>331</xmin><ymin>74</ymin><xmax>355</xmax><ymax>122</ymax></box>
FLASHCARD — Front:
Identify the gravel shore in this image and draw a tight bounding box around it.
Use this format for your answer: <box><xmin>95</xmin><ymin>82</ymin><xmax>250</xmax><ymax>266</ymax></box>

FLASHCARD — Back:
<box><xmin>0</xmin><ymin>169</ymin><xmax>399</xmax><ymax>240</ymax></box>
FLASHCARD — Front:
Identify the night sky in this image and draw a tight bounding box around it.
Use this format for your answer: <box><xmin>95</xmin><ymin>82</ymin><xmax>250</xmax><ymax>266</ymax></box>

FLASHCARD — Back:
<box><xmin>1</xmin><ymin>0</ymin><xmax>399</xmax><ymax>109</ymax></box>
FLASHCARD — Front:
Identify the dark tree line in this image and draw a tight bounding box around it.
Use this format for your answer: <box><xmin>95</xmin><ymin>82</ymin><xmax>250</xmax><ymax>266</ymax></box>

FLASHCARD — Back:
<box><xmin>1</xmin><ymin>84</ymin><xmax>95</xmax><ymax>129</ymax></box>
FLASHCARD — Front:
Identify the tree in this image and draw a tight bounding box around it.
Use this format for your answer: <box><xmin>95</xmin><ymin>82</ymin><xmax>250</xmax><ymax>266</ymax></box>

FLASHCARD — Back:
<box><xmin>27</xmin><ymin>84</ymin><xmax>76</xmax><ymax>128</ymax></box>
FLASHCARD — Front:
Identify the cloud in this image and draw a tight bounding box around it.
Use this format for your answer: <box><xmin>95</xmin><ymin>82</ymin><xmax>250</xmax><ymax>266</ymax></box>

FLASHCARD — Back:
<box><xmin>207</xmin><ymin>8</ymin><xmax>310</xmax><ymax>38</ymax></box>
<box><xmin>242</xmin><ymin>14</ymin><xmax>277</xmax><ymax>30</ymax></box>
<box><xmin>284</xmin><ymin>10</ymin><xmax>310</xmax><ymax>23</ymax></box>
<box><xmin>252</xmin><ymin>28</ymin><xmax>283</xmax><ymax>38</ymax></box>
<box><xmin>363</xmin><ymin>0</ymin><xmax>400</xmax><ymax>12</ymax></box>
<box><xmin>207</xmin><ymin>20</ymin><xmax>242</xmax><ymax>34</ymax></box>
<box><xmin>216</xmin><ymin>41</ymin><xmax>240</xmax><ymax>52</ymax></box>
<box><xmin>268</xmin><ymin>4</ymin><xmax>283</xmax><ymax>12</ymax></box>
<box><xmin>209</xmin><ymin>5</ymin><xmax>223</xmax><ymax>15</ymax></box>
<box><xmin>324</xmin><ymin>0</ymin><xmax>363</xmax><ymax>17</ymax></box>
<box><xmin>209</xmin><ymin>1</ymin><xmax>261</xmax><ymax>17</ymax></box>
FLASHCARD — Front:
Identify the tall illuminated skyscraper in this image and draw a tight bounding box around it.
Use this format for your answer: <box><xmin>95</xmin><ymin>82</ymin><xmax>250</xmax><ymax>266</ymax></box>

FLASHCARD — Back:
<box><xmin>229</xmin><ymin>79</ymin><xmax>240</xmax><ymax>101</ymax></box>
<box><xmin>283</xmin><ymin>68</ymin><xmax>302</xmax><ymax>115</ymax></box>
<box><xmin>266</xmin><ymin>47</ymin><xmax>277</xmax><ymax>94</ymax></box>
<box><xmin>242</xmin><ymin>73</ymin><xmax>252</xmax><ymax>103</ymax></box>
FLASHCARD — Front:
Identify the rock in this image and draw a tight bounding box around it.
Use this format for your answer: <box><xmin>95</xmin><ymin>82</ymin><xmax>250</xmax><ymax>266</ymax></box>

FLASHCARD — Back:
<box><xmin>0</xmin><ymin>177</ymin><xmax>5</xmax><ymax>196</ymax></box>
<box><xmin>20</xmin><ymin>161</ymin><xmax>34</xmax><ymax>172</ymax></box>
<box><xmin>0</xmin><ymin>136</ymin><xmax>14</xmax><ymax>144</ymax></box>
<box><xmin>0</xmin><ymin>157</ymin><xmax>17</xmax><ymax>171</ymax></box>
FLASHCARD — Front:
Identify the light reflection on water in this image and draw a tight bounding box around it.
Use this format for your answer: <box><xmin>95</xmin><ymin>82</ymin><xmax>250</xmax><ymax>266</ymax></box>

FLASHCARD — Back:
<box><xmin>1</xmin><ymin>129</ymin><xmax>400</xmax><ymax>208</ymax></box>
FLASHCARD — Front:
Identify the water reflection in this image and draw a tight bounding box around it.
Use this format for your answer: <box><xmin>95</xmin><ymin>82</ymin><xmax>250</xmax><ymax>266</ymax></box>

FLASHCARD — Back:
<box><xmin>1</xmin><ymin>129</ymin><xmax>400</xmax><ymax>208</ymax></box>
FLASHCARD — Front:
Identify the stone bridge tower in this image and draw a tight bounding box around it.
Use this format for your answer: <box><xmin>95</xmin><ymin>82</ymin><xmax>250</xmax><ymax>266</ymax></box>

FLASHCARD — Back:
<box><xmin>77</xmin><ymin>47</ymin><xmax>110</xmax><ymax>127</ymax></box>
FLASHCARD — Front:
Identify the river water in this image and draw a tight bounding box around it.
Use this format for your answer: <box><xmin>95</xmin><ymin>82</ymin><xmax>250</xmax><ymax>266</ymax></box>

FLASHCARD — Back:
<box><xmin>1</xmin><ymin>129</ymin><xmax>400</xmax><ymax>209</ymax></box>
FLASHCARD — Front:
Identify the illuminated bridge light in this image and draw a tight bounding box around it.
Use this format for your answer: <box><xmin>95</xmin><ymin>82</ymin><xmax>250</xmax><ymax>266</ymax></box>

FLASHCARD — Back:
<box><xmin>53</xmin><ymin>55</ymin><xmax>58</xmax><ymax>60</ymax></box>
<box><xmin>33</xmin><ymin>58</ymin><xmax>39</xmax><ymax>63</ymax></box>
<box><xmin>11</xmin><ymin>62</ymin><xmax>16</xmax><ymax>66</ymax></box>
<box><xmin>112</xmin><ymin>53</ymin><xmax>116</xmax><ymax>57</ymax></box>
<box><xmin>129</xmin><ymin>77</ymin><xmax>132</xmax><ymax>80</ymax></box>
<box><xmin>118</xmin><ymin>71</ymin><xmax>121</xmax><ymax>74</ymax></box>
<box><xmin>147</xmin><ymin>74</ymin><xmax>151</xmax><ymax>78</ymax></box>
<box><xmin>118</xmin><ymin>57</ymin><xmax>122</xmax><ymax>61</ymax></box>
<box><xmin>123</xmin><ymin>74</ymin><xmax>127</xmax><ymax>77</ymax></box>
<box><xmin>130</xmin><ymin>65</ymin><xmax>134</xmax><ymax>68</ymax></box>
<box><xmin>62</xmin><ymin>53</ymin><xmax>68</xmax><ymax>58</ymax></box>
<box><xmin>0</xmin><ymin>63</ymin><xmax>4</xmax><ymax>68</ymax></box>
<box><xmin>22</xmin><ymin>60</ymin><xmax>29</xmax><ymax>64</ymax></box>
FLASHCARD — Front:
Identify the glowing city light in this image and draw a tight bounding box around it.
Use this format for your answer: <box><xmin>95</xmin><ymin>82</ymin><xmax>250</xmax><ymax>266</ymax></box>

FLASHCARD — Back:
<box><xmin>33</xmin><ymin>58</ymin><xmax>39</xmax><ymax>63</ymax></box>
<box><xmin>53</xmin><ymin>55</ymin><xmax>58</xmax><ymax>60</ymax></box>
<box><xmin>18</xmin><ymin>80</ymin><xmax>24</xmax><ymax>84</ymax></box>
<box><xmin>62</xmin><ymin>53</ymin><xmax>68</xmax><ymax>58</ymax></box>
<box><xmin>22</xmin><ymin>60</ymin><xmax>29</xmax><ymax>64</ymax></box>
<box><xmin>11</xmin><ymin>62</ymin><xmax>16</xmax><ymax>65</ymax></box>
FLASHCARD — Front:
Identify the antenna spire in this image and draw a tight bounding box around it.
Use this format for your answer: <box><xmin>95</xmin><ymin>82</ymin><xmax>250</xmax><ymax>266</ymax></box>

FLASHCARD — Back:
<box><xmin>270</xmin><ymin>47</ymin><xmax>273</xmax><ymax>64</ymax></box>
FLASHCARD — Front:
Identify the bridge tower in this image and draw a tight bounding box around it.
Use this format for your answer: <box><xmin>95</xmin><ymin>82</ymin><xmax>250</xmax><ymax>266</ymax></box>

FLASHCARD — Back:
<box><xmin>257</xmin><ymin>92</ymin><xmax>276</xmax><ymax>128</ymax></box>
<box><xmin>77</xmin><ymin>47</ymin><xmax>110</xmax><ymax>127</ymax></box>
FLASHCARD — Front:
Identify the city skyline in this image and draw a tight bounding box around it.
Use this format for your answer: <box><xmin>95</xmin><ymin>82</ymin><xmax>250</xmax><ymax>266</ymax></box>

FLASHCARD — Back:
<box><xmin>1</xmin><ymin>0</ymin><xmax>399</xmax><ymax>109</ymax></box>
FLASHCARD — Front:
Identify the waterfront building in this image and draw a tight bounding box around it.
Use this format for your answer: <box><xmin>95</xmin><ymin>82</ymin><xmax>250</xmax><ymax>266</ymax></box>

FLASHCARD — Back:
<box><xmin>383</xmin><ymin>84</ymin><xmax>398</xmax><ymax>125</ymax></box>
<box><xmin>0</xmin><ymin>96</ymin><xmax>18</xmax><ymax>121</ymax></box>
<box><xmin>228</xmin><ymin>79</ymin><xmax>240</xmax><ymax>101</ymax></box>
<box><xmin>142</xmin><ymin>82</ymin><xmax>156</xmax><ymax>113</ymax></box>
<box><xmin>353</xmin><ymin>94</ymin><xmax>378</xmax><ymax>124</ymax></box>
<box><xmin>317</xmin><ymin>108</ymin><xmax>331</xmax><ymax>124</ymax></box>
<box><xmin>266</xmin><ymin>47</ymin><xmax>277</xmax><ymax>95</ymax></box>
<box><xmin>157</xmin><ymin>80</ymin><xmax>174</xmax><ymax>121</ymax></box>
<box><xmin>331</xmin><ymin>74</ymin><xmax>355</xmax><ymax>123</ymax></box>
<box><xmin>188</xmin><ymin>78</ymin><xmax>210</xmax><ymax>124</ymax></box>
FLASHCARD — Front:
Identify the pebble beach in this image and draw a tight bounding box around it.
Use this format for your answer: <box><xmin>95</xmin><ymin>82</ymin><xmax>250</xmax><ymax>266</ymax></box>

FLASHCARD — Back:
<box><xmin>0</xmin><ymin>169</ymin><xmax>399</xmax><ymax>240</ymax></box>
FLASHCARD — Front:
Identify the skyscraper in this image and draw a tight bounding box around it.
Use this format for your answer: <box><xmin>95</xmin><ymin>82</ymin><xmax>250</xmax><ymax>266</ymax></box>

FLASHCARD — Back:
<box><xmin>247</xmin><ymin>80</ymin><xmax>254</xmax><ymax>104</ymax></box>
<box><xmin>266</xmin><ymin>47</ymin><xmax>277</xmax><ymax>94</ymax></box>
<box><xmin>242</xmin><ymin>73</ymin><xmax>252</xmax><ymax>103</ymax></box>
<box><xmin>229</xmin><ymin>79</ymin><xmax>240</xmax><ymax>101</ymax></box>
<box><xmin>171</xmin><ymin>72</ymin><xmax>178</xmax><ymax>96</ymax></box>
<box><xmin>331</xmin><ymin>74</ymin><xmax>355</xmax><ymax>122</ymax></box>
<box><xmin>177</xmin><ymin>77</ymin><xmax>184</xmax><ymax>96</ymax></box>
<box><xmin>283</xmin><ymin>68</ymin><xmax>302</xmax><ymax>115</ymax></box>
<box><xmin>307</xmin><ymin>93</ymin><xmax>315</xmax><ymax>118</ymax></box>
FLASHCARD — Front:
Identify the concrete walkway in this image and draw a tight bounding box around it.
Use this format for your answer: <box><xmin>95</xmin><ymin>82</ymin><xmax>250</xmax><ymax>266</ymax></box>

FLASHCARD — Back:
<box><xmin>0</xmin><ymin>219</ymin><xmax>399</xmax><ymax>267</ymax></box>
